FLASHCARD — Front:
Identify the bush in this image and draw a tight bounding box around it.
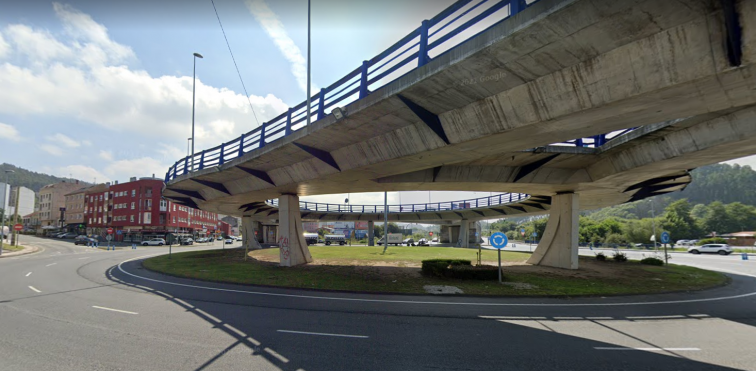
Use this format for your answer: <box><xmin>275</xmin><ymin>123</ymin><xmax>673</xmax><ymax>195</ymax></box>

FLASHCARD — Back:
<box><xmin>640</xmin><ymin>257</ymin><xmax>664</xmax><ymax>266</ymax></box>
<box><xmin>420</xmin><ymin>259</ymin><xmax>498</xmax><ymax>279</ymax></box>
<box><xmin>595</xmin><ymin>252</ymin><xmax>607</xmax><ymax>261</ymax></box>
<box><xmin>612</xmin><ymin>251</ymin><xmax>628</xmax><ymax>262</ymax></box>
<box><xmin>697</xmin><ymin>238</ymin><xmax>727</xmax><ymax>245</ymax></box>
<box><xmin>604</xmin><ymin>233</ymin><xmax>627</xmax><ymax>245</ymax></box>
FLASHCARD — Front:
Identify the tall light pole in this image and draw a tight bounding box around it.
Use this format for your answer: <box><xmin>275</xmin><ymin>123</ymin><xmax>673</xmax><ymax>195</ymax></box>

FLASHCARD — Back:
<box><xmin>306</xmin><ymin>0</ymin><xmax>311</xmax><ymax>126</ymax></box>
<box><xmin>0</xmin><ymin>169</ymin><xmax>14</xmax><ymax>256</ymax></box>
<box><xmin>191</xmin><ymin>52</ymin><xmax>203</xmax><ymax>171</ymax></box>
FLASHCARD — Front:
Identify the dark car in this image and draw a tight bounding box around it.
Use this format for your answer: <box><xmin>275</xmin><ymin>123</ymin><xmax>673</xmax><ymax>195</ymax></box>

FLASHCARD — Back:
<box><xmin>74</xmin><ymin>235</ymin><xmax>96</xmax><ymax>245</ymax></box>
<box><xmin>403</xmin><ymin>238</ymin><xmax>415</xmax><ymax>246</ymax></box>
<box><xmin>416</xmin><ymin>238</ymin><xmax>429</xmax><ymax>246</ymax></box>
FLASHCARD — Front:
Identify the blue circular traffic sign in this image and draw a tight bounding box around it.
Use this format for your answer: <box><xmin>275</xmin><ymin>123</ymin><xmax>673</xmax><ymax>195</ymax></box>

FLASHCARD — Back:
<box><xmin>660</xmin><ymin>231</ymin><xmax>670</xmax><ymax>244</ymax></box>
<box><xmin>490</xmin><ymin>232</ymin><xmax>508</xmax><ymax>249</ymax></box>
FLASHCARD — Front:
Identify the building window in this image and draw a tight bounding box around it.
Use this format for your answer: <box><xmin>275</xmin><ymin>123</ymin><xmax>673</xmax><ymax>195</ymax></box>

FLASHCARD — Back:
<box><xmin>99</xmin><ymin>195</ymin><xmax>103</xmax><ymax>201</ymax></box>
<box><xmin>130</xmin><ymin>215</ymin><xmax>134</xmax><ymax>223</ymax></box>
<box><xmin>132</xmin><ymin>190</ymin><xmax>136</xmax><ymax>197</ymax></box>
<box><xmin>131</xmin><ymin>202</ymin><xmax>135</xmax><ymax>210</ymax></box>
<box><xmin>144</xmin><ymin>212</ymin><xmax>151</xmax><ymax>224</ymax></box>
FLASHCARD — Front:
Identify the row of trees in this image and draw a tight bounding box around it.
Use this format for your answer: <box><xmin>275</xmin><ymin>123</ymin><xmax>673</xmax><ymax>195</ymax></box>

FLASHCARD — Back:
<box><xmin>488</xmin><ymin>199</ymin><xmax>756</xmax><ymax>245</ymax></box>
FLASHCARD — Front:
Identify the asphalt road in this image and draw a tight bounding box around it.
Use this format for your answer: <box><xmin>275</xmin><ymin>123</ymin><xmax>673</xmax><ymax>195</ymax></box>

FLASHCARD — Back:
<box><xmin>1</xmin><ymin>236</ymin><xmax>755</xmax><ymax>371</ymax></box>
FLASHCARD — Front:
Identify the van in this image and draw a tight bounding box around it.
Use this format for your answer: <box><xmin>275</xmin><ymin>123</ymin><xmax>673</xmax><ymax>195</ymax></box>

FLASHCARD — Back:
<box><xmin>324</xmin><ymin>234</ymin><xmax>346</xmax><ymax>246</ymax></box>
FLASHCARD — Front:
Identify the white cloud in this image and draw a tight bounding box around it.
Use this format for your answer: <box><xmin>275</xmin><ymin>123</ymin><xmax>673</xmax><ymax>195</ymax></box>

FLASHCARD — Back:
<box><xmin>0</xmin><ymin>122</ymin><xmax>21</xmax><ymax>142</ymax></box>
<box><xmin>105</xmin><ymin>157</ymin><xmax>167</xmax><ymax>181</ymax></box>
<box><xmin>57</xmin><ymin>164</ymin><xmax>109</xmax><ymax>183</ymax></box>
<box><xmin>245</xmin><ymin>0</ymin><xmax>316</xmax><ymax>93</ymax></box>
<box><xmin>0</xmin><ymin>3</ymin><xmax>289</xmax><ymax>159</ymax></box>
<box><xmin>46</xmin><ymin>133</ymin><xmax>80</xmax><ymax>148</ymax></box>
<box><xmin>99</xmin><ymin>150</ymin><xmax>113</xmax><ymax>161</ymax></box>
<box><xmin>40</xmin><ymin>144</ymin><xmax>64</xmax><ymax>156</ymax></box>
<box><xmin>0</xmin><ymin>32</ymin><xmax>9</xmax><ymax>58</ymax></box>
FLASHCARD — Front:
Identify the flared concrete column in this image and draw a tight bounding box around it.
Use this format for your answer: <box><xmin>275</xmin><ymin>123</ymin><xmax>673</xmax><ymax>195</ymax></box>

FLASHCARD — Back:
<box><xmin>241</xmin><ymin>217</ymin><xmax>263</xmax><ymax>251</ymax></box>
<box><xmin>527</xmin><ymin>193</ymin><xmax>579</xmax><ymax>269</ymax></box>
<box><xmin>278</xmin><ymin>194</ymin><xmax>313</xmax><ymax>267</ymax></box>
<box><xmin>456</xmin><ymin>219</ymin><xmax>469</xmax><ymax>248</ymax></box>
<box><xmin>368</xmin><ymin>220</ymin><xmax>375</xmax><ymax>246</ymax></box>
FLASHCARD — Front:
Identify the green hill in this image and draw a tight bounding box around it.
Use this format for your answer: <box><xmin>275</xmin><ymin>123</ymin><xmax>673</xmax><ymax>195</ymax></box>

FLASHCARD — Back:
<box><xmin>0</xmin><ymin>163</ymin><xmax>89</xmax><ymax>192</ymax></box>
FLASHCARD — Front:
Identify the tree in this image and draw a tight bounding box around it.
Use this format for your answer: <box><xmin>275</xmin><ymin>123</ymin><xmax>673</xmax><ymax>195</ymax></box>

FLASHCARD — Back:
<box><xmin>701</xmin><ymin>201</ymin><xmax>735</xmax><ymax>235</ymax></box>
<box><xmin>690</xmin><ymin>203</ymin><xmax>708</xmax><ymax>219</ymax></box>
<box><xmin>725</xmin><ymin>202</ymin><xmax>756</xmax><ymax>232</ymax></box>
<box><xmin>662</xmin><ymin>199</ymin><xmax>701</xmax><ymax>240</ymax></box>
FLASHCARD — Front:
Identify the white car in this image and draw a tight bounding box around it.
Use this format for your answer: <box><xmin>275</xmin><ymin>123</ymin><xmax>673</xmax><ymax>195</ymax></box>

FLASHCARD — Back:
<box><xmin>224</xmin><ymin>238</ymin><xmax>234</xmax><ymax>244</ymax></box>
<box><xmin>141</xmin><ymin>238</ymin><xmax>166</xmax><ymax>246</ymax></box>
<box><xmin>688</xmin><ymin>244</ymin><xmax>732</xmax><ymax>255</ymax></box>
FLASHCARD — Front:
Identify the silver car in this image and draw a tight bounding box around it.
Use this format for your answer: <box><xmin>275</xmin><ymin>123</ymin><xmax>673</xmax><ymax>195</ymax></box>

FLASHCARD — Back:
<box><xmin>688</xmin><ymin>244</ymin><xmax>732</xmax><ymax>255</ymax></box>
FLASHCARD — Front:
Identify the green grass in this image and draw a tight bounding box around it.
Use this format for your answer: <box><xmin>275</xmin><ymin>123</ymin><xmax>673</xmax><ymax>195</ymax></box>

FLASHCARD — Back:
<box><xmin>142</xmin><ymin>247</ymin><xmax>728</xmax><ymax>297</ymax></box>
<box><xmin>250</xmin><ymin>244</ymin><xmax>526</xmax><ymax>263</ymax></box>
<box><xmin>1</xmin><ymin>244</ymin><xmax>24</xmax><ymax>252</ymax></box>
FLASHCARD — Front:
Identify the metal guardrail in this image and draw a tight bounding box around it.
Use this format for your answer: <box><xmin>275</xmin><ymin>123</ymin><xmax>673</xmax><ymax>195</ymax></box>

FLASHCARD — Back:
<box><xmin>265</xmin><ymin>193</ymin><xmax>528</xmax><ymax>214</ymax></box>
<box><xmin>166</xmin><ymin>0</ymin><xmax>546</xmax><ymax>182</ymax></box>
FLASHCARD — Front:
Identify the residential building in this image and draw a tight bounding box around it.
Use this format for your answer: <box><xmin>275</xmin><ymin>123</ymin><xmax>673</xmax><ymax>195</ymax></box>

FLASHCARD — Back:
<box><xmin>0</xmin><ymin>182</ymin><xmax>9</xmax><ymax>215</ymax></box>
<box><xmin>64</xmin><ymin>186</ymin><xmax>89</xmax><ymax>234</ymax></box>
<box><xmin>37</xmin><ymin>180</ymin><xmax>84</xmax><ymax>232</ymax></box>
<box><xmin>22</xmin><ymin>211</ymin><xmax>39</xmax><ymax>231</ymax></box>
<box><xmin>84</xmin><ymin>183</ymin><xmax>112</xmax><ymax>236</ymax></box>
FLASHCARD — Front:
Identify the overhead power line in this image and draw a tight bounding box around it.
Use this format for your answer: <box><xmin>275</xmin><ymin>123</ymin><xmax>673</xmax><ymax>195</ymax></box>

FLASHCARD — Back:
<box><xmin>210</xmin><ymin>0</ymin><xmax>260</xmax><ymax>126</ymax></box>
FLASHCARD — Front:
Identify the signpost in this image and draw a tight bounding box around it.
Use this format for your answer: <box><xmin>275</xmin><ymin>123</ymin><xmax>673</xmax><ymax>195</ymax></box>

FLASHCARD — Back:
<box><xmin>530</xmin><ymin>231</ymin><xmax>537</xmax><ymax>252</ymax></box>
<box><xmin>490</xmin><ymin>232</ymin><xmax>508</xmax><ymax>283</ymax></box>
<box><xmin>660</xmin><ymin>231</ymin><xmax>670</xmax><ymax>265</ymax></box>
<box><xmin>13</xmin><ymin>224</ymin><xmax>22</xmax><ymax>246</ymax></box>
<box><xmin>105</xmin><ymin>234</ymin><xmax>113</xmax><ymax>251</ymax></box>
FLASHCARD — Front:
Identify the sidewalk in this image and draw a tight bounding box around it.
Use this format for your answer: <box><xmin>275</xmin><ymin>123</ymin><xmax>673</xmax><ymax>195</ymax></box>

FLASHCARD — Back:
<box><xmin>0</xmin><ymin>244</ymin><xmax>40</xmax><ymax>258</ymax></box>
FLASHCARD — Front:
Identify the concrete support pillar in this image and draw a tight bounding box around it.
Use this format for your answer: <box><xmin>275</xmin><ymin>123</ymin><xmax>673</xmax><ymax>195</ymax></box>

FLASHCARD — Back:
<box><xmin>278</xmin><ymin>194</ymin><xmax>313</xmax><ymax>267</ymax></box>
<box><xmin>241</xmin><ymin>217</ymin><xmax>263</xmax><ymax>251</ymax></box>
<box><xmin>527</xmin><ymin>192</ymin><xmax>579</xmax><ymax>270</ymax></box>
<box><xmin>474</xmin><ymin>221</ymin><xmax>481</xmax><ymax>246</ymax></box>
<box><xmin>367</xmin><ymin>220</ymin><xmax>375</xmax><ymax>246</ymax></box>
<box><xmin>456</xmin><ymin>219</ymin><xmax>469</xmax><ymax>248</ymax></box>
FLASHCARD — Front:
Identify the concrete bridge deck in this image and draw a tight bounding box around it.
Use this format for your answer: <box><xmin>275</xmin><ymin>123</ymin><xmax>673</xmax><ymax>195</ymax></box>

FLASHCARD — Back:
<box><xmin>163</xmin><ymin>0</ymin><xmax>756</xmax><ymax>268</ymax></box>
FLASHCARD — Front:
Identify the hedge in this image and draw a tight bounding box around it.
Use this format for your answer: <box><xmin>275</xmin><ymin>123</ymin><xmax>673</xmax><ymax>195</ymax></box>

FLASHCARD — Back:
<box><xmin>421</xmin><ymin>259</ymin><xmax>498</xmax><ymax>280</ymax></box>
<box><xmin>640</xmin><ymin>257</ymin><xmax>664</xmax><ymax>266</ymax></box>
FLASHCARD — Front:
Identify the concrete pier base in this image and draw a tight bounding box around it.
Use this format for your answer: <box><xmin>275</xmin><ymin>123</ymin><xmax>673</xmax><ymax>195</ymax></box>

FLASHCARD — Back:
<box><xmin>278</xmin><ymin>194</ymin><xmax>313</xmax><ymax>267</ymax></box>
<box><xmin>241</xmin><ymin>217</ymin><xmax>263</xmax><ymax>251</ymax></box>
<box><xmin>368</xmin><ymin>220</ymin><xmax>375</xmax><ymax>246</ymax></box>
<box><xmin>527</xmin><ymin>193</ymin><xmax>579</xmax><ymax>270</ymax></box>
<box><xmin>456</xmin><ymin>219</ymin><xmax>469</xmax><ymax>248</ymax></box>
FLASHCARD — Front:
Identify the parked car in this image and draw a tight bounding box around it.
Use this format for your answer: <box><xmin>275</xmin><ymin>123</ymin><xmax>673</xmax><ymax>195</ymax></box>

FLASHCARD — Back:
<box><xmin>403</xmin><ymin>238</ymin><xmax>415</xmax><ymax>246</ymax></box>
<box><xmin>431</xmin><ymin>237</ymin><xmax>438</xmax><ymax>243</ymax></box>
<box><xmin>688</xmin><ymin>244</ymin><xmax>732</xmax><ymax>255</ymax></box>
<box><xmin>180</xmin><ymin>238</ymin><xmax>194</xmax><ymax>245</ymax></box>
<box><xmin>74</xmin><ymin>235</ymin><xmax>95</xmax><ymax>245</ymax></box>
<box><xmin>224</xmin><ymin>238</ymin><xmax>234</xmax><ymax>244</ymax></box>
<box><xmin>54</xmin><ymin>232</ymin><xmax>68</xmax><ymax>238</ymax></box>
<box><xmin>676</xmin><ymin>239</ymin><xmax>690</xmax><ymax>246</ymax></box>
<box><xmin>141</xmin><ymin>238</ymin><xmax>166</xmax><ymax>246</ymax></box>
<box><xmin>416</xmin><ymin>238</ymin><xmax>429</xmax><ymax>246</ymax></box>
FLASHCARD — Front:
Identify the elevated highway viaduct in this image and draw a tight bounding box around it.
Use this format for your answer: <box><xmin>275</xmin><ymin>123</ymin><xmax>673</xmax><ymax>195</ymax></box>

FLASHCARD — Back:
<box><xmin>163</xmin><ymin>0</ymin><xmax>756</xmax><ymax>269</ymax></box>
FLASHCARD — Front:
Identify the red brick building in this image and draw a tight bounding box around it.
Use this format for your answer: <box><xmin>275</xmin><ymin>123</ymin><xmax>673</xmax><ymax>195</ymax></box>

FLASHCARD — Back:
<box><xmin>84</xmin><ymin>177</ymin><xmax>224</xmax><ymax>242</ymax></box>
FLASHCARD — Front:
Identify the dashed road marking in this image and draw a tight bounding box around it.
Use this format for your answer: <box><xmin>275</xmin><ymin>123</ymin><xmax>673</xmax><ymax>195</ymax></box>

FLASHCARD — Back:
<box><xmin>594</xmin><ymin>347</ymin><xmax>700</xmax><ymax>351</ymax></box>
<box><xmin>277</xmin><ymin>330</ymin><xmax>369</xmax><ymax>339</ymax></box>
<box><xmin>45</xmin><ymin>263</ymin><xmax>57</xmax><ymax>267</ymax></box>
<box><xmin>28</xmin><ymin>286</ymin><xmax>41</xmax><ymax>293</ymax></box>
<box><xmin>25</xmin><ymin>272</ymin><xmax>32</xmax><ymax>277</ymax></box>
<box><xmin>92</xmin><ymin>306</ymin><xmax>138</xmax><ymax>315</ymax></box>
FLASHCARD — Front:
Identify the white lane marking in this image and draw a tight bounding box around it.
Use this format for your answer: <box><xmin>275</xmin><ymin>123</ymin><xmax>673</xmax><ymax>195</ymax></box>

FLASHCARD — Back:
<box><xmin>25</xmin><ymin>272</ymin><xmax>32</xmax><ymax>277</ymax></box>
<box><xmin>594</xmin><ymin>347</ymin><xmax>700</xmax><ymax>351</ymax></box>
<box><xmin>626</xmin><ymin>315</ymin><xmax>686</xmax><ymax>320</ymax></box>
<box><xmin>278</xmin><ymin>329</ymin><xmax>369</xmax><ymax>338</ymax></box>
<box><xmin>45</xmin><ymin>263</ymin><xmax>57</xmax><ymax>267</ymax></box>
<box><xmin>28</xmin><ymin>286</ymin><xmax>41</xmax><ymax>293</ymax></box>
<box><xmin>117</xmin><ymin>255</ymin><xmax>756</xmax><ymax>307</ymax></box>
<box><xmin>92</xmin><ymin>306</ymin><xmax>138</xmax><ymax>315</ymax></box>
<box><xmin>78</xmin><ymin>257</ymin><xmax>90</xmax><ymax>260</ymax></box>
<box><xmin>264</xmin><ymin>348</ymin><xmax>289</xmax><ymax>363</ymax></box>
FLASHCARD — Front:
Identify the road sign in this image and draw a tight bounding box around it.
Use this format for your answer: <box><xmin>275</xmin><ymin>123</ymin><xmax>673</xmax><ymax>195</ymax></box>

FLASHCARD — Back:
<box><xmin>490</xmin><ymin>232</ymin><xmax>508</xmax><ymax>249</ymax></box>
<box><xmin>107</xmin><ymin>227</ymin><xmax>114</xmax><ymax>234</ymax></box>
<box><xmin>13</xmin><ymin>224</ymin><xmax>22</xmax><ymax>231</ymax></box>
<box><xmin>429</xmin><ymin>232</ymin><xmax>433</xmax><ymax>236</ymax></box>
<box><xmin>660</xmin><ymin>231</ymin><xmax>670</xmax><ymax>244</ymax></box>
<box><xmin>116</xmin><ymin>230</ymin><xmax>122</xmax><ymax>235</ymax></box>
<box><xmin>105</xmin><ymin>235</ymin><xmax>112</xmax><ymax>241</ymax></box>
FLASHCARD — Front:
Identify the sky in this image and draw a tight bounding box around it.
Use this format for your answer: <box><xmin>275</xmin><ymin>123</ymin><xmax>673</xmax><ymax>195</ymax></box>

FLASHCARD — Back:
<box><xmin>0</xmin><ymin>0</ymin><xmax>754</xmax><ymax>207</ymax></box>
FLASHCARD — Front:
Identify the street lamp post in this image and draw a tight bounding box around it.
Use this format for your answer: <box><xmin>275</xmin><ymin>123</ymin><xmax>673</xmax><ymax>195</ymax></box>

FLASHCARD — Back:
<box><xmin>1</xmin><ymin>169</ymin><xmax>15</xmax><ymax>256</ymax></box>
<box><xmin>191</xmin><ymin>52</ymin><xmax>203</xmax><ymax>171</ymax></box>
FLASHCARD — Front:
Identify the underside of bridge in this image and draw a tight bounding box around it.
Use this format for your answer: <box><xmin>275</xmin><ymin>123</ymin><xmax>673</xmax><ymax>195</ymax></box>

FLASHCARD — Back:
<box><xmin>164</xmin><ymin>0</ymin><xmax>756</xmax><ymax>269</ymax></box>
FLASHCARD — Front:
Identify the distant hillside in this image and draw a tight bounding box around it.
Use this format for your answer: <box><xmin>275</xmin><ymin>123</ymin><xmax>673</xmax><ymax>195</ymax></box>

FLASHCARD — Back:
<box><xmin>0</xmin><ymin>163</ymin><xmax>88</xmax><ymax>193</ymax></box>
<box><xmin>585</xmin><ymin>163</ymin><xmax>756</xmax><ymax>220</ymax></box>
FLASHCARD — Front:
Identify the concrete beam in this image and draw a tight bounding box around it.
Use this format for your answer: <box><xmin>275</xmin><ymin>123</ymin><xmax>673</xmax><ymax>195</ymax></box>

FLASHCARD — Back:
<box><xmin>527</xmin><ymin>192</ymin><xmax>579</xmax><ymax>269</ymax></box>
<box><xmin>368</xmin><ymin>220</ymin><xmax>375</xmax><ymax>246</ymax></box>
<box><xmin>278</xmin><ymin>194</ymin><xmax>313</xmax><ymax>267</ymax></box>
<box><xmin>241</xmin><ymin>217</ymin><xmax>262</xmax><ymax>251</ymax></box>
<box><xmin>457</xmin><ymin>219</ymin><xmax>470</xmax><ymax>248</ymax></box>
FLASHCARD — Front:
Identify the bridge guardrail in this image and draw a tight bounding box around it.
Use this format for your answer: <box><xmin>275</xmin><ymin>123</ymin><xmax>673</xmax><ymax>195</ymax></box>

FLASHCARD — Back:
<box><xmin>264</xmin><ymin>192</ymin><xmax>529</xmax><ymax>214</ymax></box>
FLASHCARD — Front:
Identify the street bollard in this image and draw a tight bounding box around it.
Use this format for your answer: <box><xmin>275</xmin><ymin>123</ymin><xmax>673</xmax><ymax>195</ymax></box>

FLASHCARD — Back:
<box><xmin>742</xmin><ymin>253</ymin><xmax>749</xmax><ymax>261</ymax></box>
<box><xmin>132</xmin><ymin>243</ymin><xmax>136</xmax><ymax>250</ymax></box>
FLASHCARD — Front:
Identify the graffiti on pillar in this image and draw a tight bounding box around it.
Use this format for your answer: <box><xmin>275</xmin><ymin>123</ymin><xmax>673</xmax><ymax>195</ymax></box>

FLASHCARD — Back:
<box><xmin>278</xmin><ymin>237</ymin><xmax>290</xmax><ymax>262</ymax></box>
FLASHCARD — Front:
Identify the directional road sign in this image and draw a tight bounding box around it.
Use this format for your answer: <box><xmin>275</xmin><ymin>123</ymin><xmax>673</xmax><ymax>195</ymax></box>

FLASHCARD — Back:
<box><xmin>490</xmin><ymin>232</ymin><xmax>508</xmax><ymax>249</ymax></box>
<box><xmin>660</xmin><ymin>231</ymin><xmax>670</xmax><ymax>244</ymax></box>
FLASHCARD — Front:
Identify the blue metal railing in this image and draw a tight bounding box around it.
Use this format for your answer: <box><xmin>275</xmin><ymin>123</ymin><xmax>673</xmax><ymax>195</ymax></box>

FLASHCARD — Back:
<box><xmin>264</xmin><ymin>193</ymin><xmax>528</xmax><ymax>214</ymax></box>
<box><xmin>166</xmin><ymin>0</ymin><xmax>543</xmax><ymax>182</ymax></box>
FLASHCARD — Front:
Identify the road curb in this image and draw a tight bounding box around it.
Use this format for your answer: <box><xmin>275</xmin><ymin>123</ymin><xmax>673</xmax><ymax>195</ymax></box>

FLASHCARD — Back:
<box><xmin>0</xmin><ymin>244</ymin><xmax>41</xmax><ymax>258</ymax></box>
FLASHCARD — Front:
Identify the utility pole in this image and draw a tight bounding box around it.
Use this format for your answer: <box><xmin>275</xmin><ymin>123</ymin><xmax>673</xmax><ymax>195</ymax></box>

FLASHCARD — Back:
<box><xmin>382</xmin><ymin>192</ymin><xmax>388</xmax><ymax>254</ymax></box>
